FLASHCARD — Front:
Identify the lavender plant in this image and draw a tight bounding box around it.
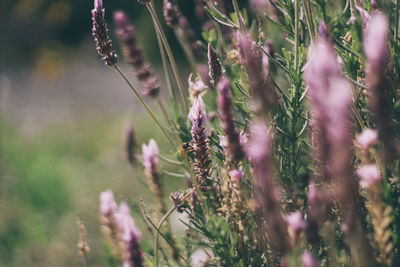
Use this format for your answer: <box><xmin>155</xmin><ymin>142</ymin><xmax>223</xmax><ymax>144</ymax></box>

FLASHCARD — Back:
<box><xmin>88</xmin><ymin>0</ymin><xmax>400</xmax><ymax>266</ymax></box>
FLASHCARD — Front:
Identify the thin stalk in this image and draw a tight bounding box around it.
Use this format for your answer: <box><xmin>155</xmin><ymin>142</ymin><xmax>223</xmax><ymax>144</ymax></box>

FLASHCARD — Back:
<box><xmin>155</xmin><ymin>21</ymin><xmax>176</xmax><ymax>104</ymax></box>
<box><xmin>303</xmin><ymin>0</ymin><xmax>315</xmax><ymax>43</ymax></box>
<box><xmin>140</xmin><ymin>200</ymin><xmax>186</xmax><ymax>266</ymax></box>
<box><xmin>232</xmin><ymin>0</ymin><xmax>243</xmax><ymax>30</ymax></box>
<box><xmin>174</xmin><ymin>28</ymin><xmax>198</xmax><ymax>69</ymax></box>
<box><xmin>114</xmin><ymin>66</ymin><xmax>174</xmax><ymax>146</ymax></box>
<box><xmin>83</xmin><ymin>254</ymin><xmax>89</xmax><ymax>267</ymax></box>
<box><xmin>294</xmin><ymin>0</ymin><xmax>299</xmax><ymax>72</ymax></box>
<box><xmin>157</xmin><ymin>98</ymin><xmax>182</xmax><ymax>146</ymax></box>
<box><xmin>396</xmin><ymin>0</ymin><xmax>399</xmax><ymax>42</ymax></box>
<box><xmin>154</xmin><ymin>206</ymin><xmax>176</xmax><ymax>267</ymax></box>
<box><xmin>349</xmin><ymin>0</ymin><xmax>356</xmax><ymax>19</ymax></box>
<box><xmin>146</xmin><ymin>3</ymin><xmax>188</xmax><ymax>113</ymax></box>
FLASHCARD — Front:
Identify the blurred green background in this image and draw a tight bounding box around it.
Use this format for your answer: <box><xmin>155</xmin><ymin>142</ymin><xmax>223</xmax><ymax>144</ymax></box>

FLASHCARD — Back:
<box><xmin>0</xmin><ymin>0</ymin><xmax>210</xmax><ymax>265</ymax></box>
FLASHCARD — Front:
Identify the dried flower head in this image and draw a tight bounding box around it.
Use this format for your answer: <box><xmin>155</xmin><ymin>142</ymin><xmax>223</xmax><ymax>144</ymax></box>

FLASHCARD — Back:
<box><xmin>208</xmin><ymin>43</ymin><xmax>222</xmax><ymax>86</ymax></box>
<box><xmin>91</xmin><ymin>0</ymin><xmax>118</xmax><ymax>66</ymax></box>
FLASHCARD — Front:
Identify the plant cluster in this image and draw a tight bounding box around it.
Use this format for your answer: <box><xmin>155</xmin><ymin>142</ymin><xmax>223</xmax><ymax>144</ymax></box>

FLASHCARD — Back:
<box><xmin>88</xmin><ymin>0</ymin><xmax>400</xmax><ymax>266</ymax></box>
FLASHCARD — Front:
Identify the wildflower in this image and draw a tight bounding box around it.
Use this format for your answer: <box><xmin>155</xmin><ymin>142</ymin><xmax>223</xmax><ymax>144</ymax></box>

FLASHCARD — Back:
<box><xmin>247</xmin><ymin>121</ymin><xmax>289</xmax><ymax>253</ymax></box>
<box><xmin>188</xmin><ymin>96</ymin><xmax>211</xmax><ymax>190</ymax></box>
<box><xmin>356</xmin><ymin>128</ymin><xmax>378</xmax><ymax>150</ymax></box>
<box><xmin>188</xmin><ymin>96</ymin><xmax>208</xmax><ymax>133</ymax></box>
<box><xmin>217</xmin><ymin>76</ymin><xmax>244</xmax><ymax>162</ymax></box>
<box><xmin>100</xmin><ymin>190</ymin><xmax>117</xmax><ymax>216</ymax></box>
<box><xmin>284</xmin><ymin>211</ymin><xmax>307</xmax><ymax>235</ymax></box>
<box><xmin>188</xmin><ymin>73</ymin><xmax>207</xmax><ymax>98</ymax></box>
<box><xmin>246</xmin><ymin>122</ymin><xmax>271</xmax><ymax>161</ymax></box>
<box><xmin>301</xmin><ymin>250</ymin><xmax>319</xmax><ymax>267</ymax></box>
<box><xmin>91</xmin><ymin>0</ymin><xmax>118</xmax><ymax>66</ymax></box>
<box><xmin>208</xmin><ymin>43</ymin><xmax>222</xmax><ymax>86</ymax></box>
<box><xmin>229</xmin><ymin>169</ymin><xmax>243</xmax><ymax>183</ymax></box>
<box><xmin>357</xmin><ymin>164</ymin><xmax>382</xmax><ymax>189</ymax></box>
<box><xmin>163</xmin><ymin>0</ymin><xmax>180</xmax><ymax>28</ymax></box>
<box><xmin>114</xmin><ymin>11</ymin><xmax>160</xmax><ymax>97</ymax></box>
<box><xmin>364</xmin><ymin>14</ymin><xmax>388</xmax><ymax>71</ymax></box>
<box><xmin>164</xmin><ymin>0</ymin><xmax>204</xmax><ymax>61</ymax></box>
<box><xmin>123</xmin><ymin>123</ymin><xmax>136</xmax><ymax>165</ymax></box>
<box><xmin>364</xmin><ymin>14</ymin><xmax>398</xmax><ymax>161</ymax></box>
<box><xmin>356</xmin><ymin>5</ymin><xmax>371</xmax><ymax>26</ymax></box>
<box><xmin>142</xmin><ymin>139</ymin><xmax>167</xmax><ymax>213</ymax></box>
<box><xmin>237</xmin><ymin>32</ymin><xmax>276</xmax><ymax>114</ymax></box>
<box><xmin>113</xmin><ymin>202</ymin><xmax>144</xmax><ymax>267</ymax></box>
<box><xmin>141</xmin><ymin>139</ymin><xmax>159</xmax><ymax>175</ymax></box>
<box><xmin>318</xmin><ymin>21</ymin><xmax>329</xmax><ymax>40</ymax></box>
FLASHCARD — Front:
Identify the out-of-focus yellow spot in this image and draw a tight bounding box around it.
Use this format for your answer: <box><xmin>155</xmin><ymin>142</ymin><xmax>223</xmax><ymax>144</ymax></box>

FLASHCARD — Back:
<box><xmin>44</xmin><ymin>1</ymin><xmax>71</xmax><ymax>26</ymax></box>
<box><xmin>13</xmin><ymin>0</ymin><xmax>44</xmax><ymax>18</ymax></box>
<box><xmin>33</xmin><ymin>49</ymin><xmax>64</xmax><ymax>81</ymax></box>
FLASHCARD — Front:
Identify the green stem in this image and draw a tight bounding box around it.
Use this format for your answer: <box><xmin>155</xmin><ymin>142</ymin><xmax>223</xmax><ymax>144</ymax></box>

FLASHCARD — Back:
<box><xmin>154</xmin><ymin>205</ymin><xmax>177</xmax><ymax>267</ymax></box>
<box><xmin>114</xmin><ymin>66</ymin><xmax>173</xmax><ymax>146</ymax></box>
<box><xmin>232</xmin><ymin>0</ymin><xmax>243</xmax><ymax>30</ymax></box>
<box><xmin>146</xmin><ymin>3</ymin><xmax>189</xmax><ymax>113</ymax></box>
<box><xmin>154</xmin><ymin>19</ymin><xmax>176</xmax><ymax>104</ymax></box>
<box><xmin>396</xmin><ymin>0</ymin><xmax>399</xmax><ymax>42</ymax></box>
<box><xmin>294</xmin><ymin>0</ymin><xmax>299</xmax><ymax>72</ymax></box>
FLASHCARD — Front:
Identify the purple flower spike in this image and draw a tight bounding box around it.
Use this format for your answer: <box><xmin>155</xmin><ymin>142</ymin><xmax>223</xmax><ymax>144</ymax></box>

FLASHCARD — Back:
<box><xmin>188</xmin><ymin>96</ymin><xmax>208</xmax><ymax>132</ymax></box>
<box><xmin>100</xmin><ymin>190</ymin><xmax>117</xmax><ymax>216</ymax></box>
<box><xmin>115</xmin><ymin>202</ymin><xmax>145</xmax><ymax>267</ymax></box>
<box><xmin>114</xmin><ymin>11</ymin><xmax>160</xmax><ymax>98</ymax></box>
<box><xmin>217</xmin><ymin>76</ymin><xmax>244</xmax><ymax>162</ymax></box>
<box><xmin>91</xmin><ymin>0</ymin><xmax>118</xmax><ymax>66</ymax></box>
<box><xmin>364</xmin><ymin>14</ymin><xmax>388</xmax><ymax>71</ymax></box>
<box><xmin>115</xmin><ymin>202</ymin><xmax>142</xmax><ymax>242</ymax></box>
<box><xmin>237</xmin><ymin>32</ymin><xmax>276</xmax><ymax>114</ymax></box>
<box><xmin>189</xmin><ymin>96</ymin><xmax>211</xmax><ymax>190</ymax></box>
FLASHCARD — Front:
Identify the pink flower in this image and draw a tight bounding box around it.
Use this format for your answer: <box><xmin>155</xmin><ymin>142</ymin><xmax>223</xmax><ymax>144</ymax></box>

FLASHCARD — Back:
<box><xmin>188</xmin><ymin>96</ymin><xmax>208</xmax><ymax>130</ymax></box>
<box><xmin>229</xmin><ymin>169</ymin><xmax>243</xmax><ymax>183</ymax></box>
<box><xmin>100</xmin><ymin>190</ymin><xmax>117</xmax><ymax>216</ymax></box>
<box><xmin>219</xmin><ymin>135</ymin><xmax>228</xmax><ymax>149</ymax></box>
<box><xmin>284</xmin><ymin>211</ymin><xmax>307</xmax><ymax>234</ymax></box>
<box><xmin>301</xmin><ymin>250</ymin><xmax>319</xmax><ymax>267</ymax></box>
<box><xmin>246</xmin><ymin>122</ymin><xmax>271</xmax><ymax>161</ymax></box>
<box><xmin>357</xmin><ymin>128</ymin><xmax>378</xmax><ymax>150</ymax></box>
<box><xmin>142</xmin><ymin>139</ymin><xmax>159</xmax><ymax>174</ymax></box>
<box><xmin>357</xmin><ymin>164</ymin><xmax>382</xmax><ymax>188</ymax></box>
<box><xmin>188</xmin><ymin>73</ymin><xmax>207</xmax><ymax>93</ymax></box>
<box><xmin>356</xmin><ymin>5</ymin><xmax>371</xmax><ymax>25</ymax></box>
<box><xmin>115</xmin><ymin>202</ymin><xmax>141</xmax><ymax>242</ymax></box>
<box><xmin>364</xmin><ymin>14</ymin><xmax>389</xmax><ymax>69</ymax></box>
<box><xmin>239</xmin><ymin>131</ymin><xmax>248</xmax><ymax>147</ymax></box>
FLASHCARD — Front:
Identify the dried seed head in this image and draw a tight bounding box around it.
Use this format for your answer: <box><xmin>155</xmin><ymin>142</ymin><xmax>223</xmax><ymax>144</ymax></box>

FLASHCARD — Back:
<box><xmin>208</xmin><ymin>43</ymin><xmax>222</xmax><ymax>87</ymax></box>
<box><xmin>163</xmin><ymin>0</ymin><xmax>180</xmax><ymax>28</ymax></box>
<box><xmin>91</xmin><ymin>0</ymin><xmax>118</xmax><ymax>66</ymax></box>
